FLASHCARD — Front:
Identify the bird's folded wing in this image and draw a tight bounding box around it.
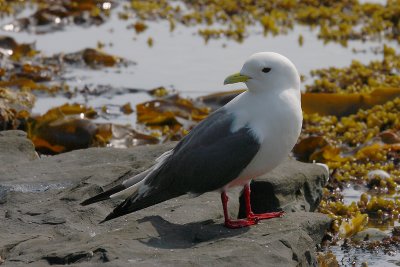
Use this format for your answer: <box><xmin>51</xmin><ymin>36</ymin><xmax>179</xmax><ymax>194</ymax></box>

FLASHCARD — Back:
<box><xmin>99</xmin><ymin>108</ymin><xmax>262</xmax><ymax>222</ymax></box>
<box><xmin>145</xmin><ymin>108</ymin><xmax>262</xmax><ymax>194</ymax></box>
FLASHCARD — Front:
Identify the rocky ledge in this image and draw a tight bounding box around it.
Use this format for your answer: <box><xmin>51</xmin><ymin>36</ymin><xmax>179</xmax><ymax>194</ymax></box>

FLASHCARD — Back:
<box><xmin>0</xmin><ymin>130</ymin><xmax>331</xmax><ymax>266</ymax></box>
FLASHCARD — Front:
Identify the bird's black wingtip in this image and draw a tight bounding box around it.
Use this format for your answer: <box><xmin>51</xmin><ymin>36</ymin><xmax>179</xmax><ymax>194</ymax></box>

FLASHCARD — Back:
<box><xmin>80</xmin><ymin>199</ymin><xmax>93</xmax><ymax>206</ymax></box>
<box><xmin>99</xmin><ymin>212</ymin><xmax>117</xmax><ymax>224</ymax></box>
<box><xmin>80</xmin><ymin>195</ymin><xmax>105</xmax><ymax>206</ymax></box>
<box><xmin>80</xmin><ymin>184</ymin><xmax>126</xmax><ymax>206</ymax></box>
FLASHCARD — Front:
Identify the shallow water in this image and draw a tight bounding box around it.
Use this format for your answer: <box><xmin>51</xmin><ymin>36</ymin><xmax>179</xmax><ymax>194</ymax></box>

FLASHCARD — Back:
<box><xmin>338</xmin><ymin>185</ymin><xmax>400</xmax><ymax>266</ymax></box>
<box><xmin>330</xmin><ymin>245</ymin><xmax>400</xmax><ymax>267</ymax></box>
<box><xmin>1</xmin><ymin>4</ymin><xmax>398</xmax><ymax>125</ymax></box>
<box><xmin>342</xmin><ymin>185</ymin><xmax>367</xmax><ymax>206</ymax></box>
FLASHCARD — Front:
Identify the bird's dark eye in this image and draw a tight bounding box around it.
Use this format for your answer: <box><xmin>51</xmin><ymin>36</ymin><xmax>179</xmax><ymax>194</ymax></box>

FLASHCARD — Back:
<box><xmin>262</xmin><ymin>67</ymin><xmax>271</xmax><ymax>73</ymax></box>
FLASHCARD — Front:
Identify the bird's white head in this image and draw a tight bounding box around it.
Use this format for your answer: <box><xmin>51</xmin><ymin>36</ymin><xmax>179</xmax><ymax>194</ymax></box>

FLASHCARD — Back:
<box><xmin>224</xmin><ymin>52</ymin><xmax>300</xmax><ymax>94</ymax></box>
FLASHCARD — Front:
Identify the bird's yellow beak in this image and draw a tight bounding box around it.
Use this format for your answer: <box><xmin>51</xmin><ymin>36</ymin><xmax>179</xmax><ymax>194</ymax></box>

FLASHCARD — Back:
<box><xmin>223</xmin><ymin>73</ymin><xmax>251</xmax><ymax>85</ymax></box>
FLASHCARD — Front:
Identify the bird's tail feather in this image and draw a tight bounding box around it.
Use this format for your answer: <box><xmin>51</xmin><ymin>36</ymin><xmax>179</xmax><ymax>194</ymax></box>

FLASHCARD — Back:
<box><xmin>100</xmin><ymin>189</ymin><xmax>182</xmax><ymax>223</ymax></box>
<box><xmin>80</xmin><ymin>169</ymin><xmax>152</xmax><ymax>206</ymax></box>
<box><xmin>81</xmin><ymin>184</ymin><xmax>126</xmax><ymax>206</ymax></box>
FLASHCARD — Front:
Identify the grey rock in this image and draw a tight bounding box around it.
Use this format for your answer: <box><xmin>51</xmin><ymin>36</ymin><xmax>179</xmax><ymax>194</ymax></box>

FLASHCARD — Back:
<box><xmin>0</xmin><ymin>186</ymin><xmax>7</xmax><ymax>204</ymax></box>
<box><xmin>0</xmin><ymin>130</ymin><xmax>331</xmax><ymax>266</ymax></box>
<box><xmin>352</xmin><ymin>228</ymin><xmax>390</xmax><ymax>242</ymax></box>
<box><xmin>239</xmin><ymin>159</ymin><xmax>329</xmax><ymax>218</ymax></box>
<box><xmin>0</xmin><ymin>130</ymin><xmax>38</xmax><ymax>165</ymax></box>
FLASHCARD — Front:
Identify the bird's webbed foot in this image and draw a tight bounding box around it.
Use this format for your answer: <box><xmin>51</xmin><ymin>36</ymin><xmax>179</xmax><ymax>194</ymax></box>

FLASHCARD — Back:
<box><xmin>247</xmin><ymin>211</ymin><xmax>284</xmax><ymax>221</ymax></box>
<box><xmin>224</xmin><ymin>218</ymin><xmax>257</xmax><ymax>229</ymax></box>
<box><xmin>243</xmin><ymin>183</ymin><xmax>284</xmax><ymax>221</ymax></box>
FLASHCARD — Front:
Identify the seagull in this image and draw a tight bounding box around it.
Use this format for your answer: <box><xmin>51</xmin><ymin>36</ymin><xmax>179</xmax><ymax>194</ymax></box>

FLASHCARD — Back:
<box><xmin>81</xmin><ymin>52</ymin><xmax>303</xmax><ymax>228</ymax></box>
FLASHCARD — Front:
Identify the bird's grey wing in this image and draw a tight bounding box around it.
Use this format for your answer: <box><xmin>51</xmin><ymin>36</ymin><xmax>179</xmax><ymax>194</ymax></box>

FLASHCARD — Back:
<box><xmin>148</xmin><ymin>107</ymin><xmax>261</xmax><ymax>193</ymax></box>
<box><xmin>100</xmin><ymin>108</ymin><xmax>261</xmax><ymax>222</ymax></box>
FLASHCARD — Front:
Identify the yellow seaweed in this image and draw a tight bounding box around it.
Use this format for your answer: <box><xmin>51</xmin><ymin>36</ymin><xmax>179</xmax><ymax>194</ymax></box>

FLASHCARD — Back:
<box><xmin>302</xmin><ymin>88</ymin><xmax>400</xmax><ymax>117</ymax></box>
<box><xmin>339</xmin><ymin>213</ymin><xmax>368</xmax><ymax>238</ymax></box>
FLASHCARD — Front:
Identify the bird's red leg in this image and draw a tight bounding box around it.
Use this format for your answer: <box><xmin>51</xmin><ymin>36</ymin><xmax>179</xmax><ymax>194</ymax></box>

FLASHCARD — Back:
<box><xmin>221</xmin><ymin>191</ymin><xmax>257</xmax><ymax>228</ymax></box>
<box><xmin>244</xmin><ymin>183</ymin><xmax>284</xmax><ymax>220</ymax></box>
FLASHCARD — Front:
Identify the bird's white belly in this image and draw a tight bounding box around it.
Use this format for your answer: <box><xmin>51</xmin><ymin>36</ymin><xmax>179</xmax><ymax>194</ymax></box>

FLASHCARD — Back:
<box><xmin>223</xmin><ymin>90</ymin><xmax>302</xmax><ymax>190</ymax></box>
<box><xmin>224</xmin><ymin>132</ymin><xmax>297</xmax><ymax>189</ymax></box>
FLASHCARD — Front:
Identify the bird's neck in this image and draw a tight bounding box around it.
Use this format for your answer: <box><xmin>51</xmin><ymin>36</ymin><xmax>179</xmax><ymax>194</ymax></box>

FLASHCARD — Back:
<box><xmin>247</xmin><ymin>86</ymin><xmax>301</xmax><ymax>105</ymax></box>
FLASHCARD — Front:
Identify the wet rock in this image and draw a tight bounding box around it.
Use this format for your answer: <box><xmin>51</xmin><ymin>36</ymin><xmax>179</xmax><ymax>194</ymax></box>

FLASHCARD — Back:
<box><xmin>352</xmin><ymin>228</ymin><xmax>390</xmax><ymax>242</ymax></box>
<box><xmin>0</xmin><ymin>130</ymin><xmax>331</xmax><ymax>266</ymax></box>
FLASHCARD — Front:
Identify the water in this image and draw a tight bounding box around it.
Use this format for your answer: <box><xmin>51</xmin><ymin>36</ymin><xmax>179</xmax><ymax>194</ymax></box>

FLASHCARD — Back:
<box><xmin>338</xmin><ymin>185</ymin><xmax>400</xmax><ymax>266</ymax></box>
<box><xmin>1</xmin><ymin>4</ymin><xmax>398</xmax><ymax>125</ymax></box>
<box><xmin>342</xmin><ymin>185</ymin><xmax>367</xmax><ymax>206</ymax></box>
<box><xmin>330</xmin><ymin>245</ymin><xmax>400</xmax><ymax>267</ymax></box>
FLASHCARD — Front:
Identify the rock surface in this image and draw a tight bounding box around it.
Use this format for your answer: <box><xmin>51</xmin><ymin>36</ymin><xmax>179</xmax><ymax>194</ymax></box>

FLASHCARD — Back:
<box><xmin>0</xmin><ymin>130</ymin><xmax>331</xmax><ymax>266</ymax></box>
<box><xmin>0</xmin><ymin>130</ymin><xmax>38</xmax><ymax>164</ymax></box>
<box><xmin>352</xmin><ymin>228</ymin><xmax>390</xmax><ymax>242</ymax></box>
<box><xmin>239</xmin><ymin>160</ymin><xmax>328</xmax><ymax>218</ymax></box>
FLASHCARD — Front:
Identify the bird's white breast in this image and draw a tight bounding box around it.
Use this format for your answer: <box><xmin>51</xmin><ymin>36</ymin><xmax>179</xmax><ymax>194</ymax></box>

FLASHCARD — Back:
<box><xmin>224</xmin><ymin>89</ymin><xmax>302</xmax><ymax>189</ymax></box>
